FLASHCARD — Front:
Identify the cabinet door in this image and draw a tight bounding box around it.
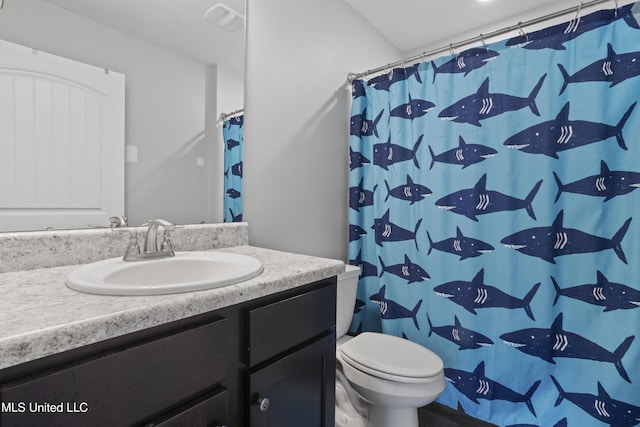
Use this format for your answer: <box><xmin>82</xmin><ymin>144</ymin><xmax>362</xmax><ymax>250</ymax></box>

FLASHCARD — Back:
<box><xmin>248</xmin><ymin>334</ymin><xmax>335</xmax><ymax>427</ymax></box>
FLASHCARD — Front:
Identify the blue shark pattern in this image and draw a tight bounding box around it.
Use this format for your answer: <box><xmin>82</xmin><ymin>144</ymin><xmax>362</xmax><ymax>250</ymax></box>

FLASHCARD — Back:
<box><xmin>429</xmin><ymin>136</ymin><xmax>497</xmax><ymax>170</ymax></box>
<box><xmin>552</xmin><ymin>271</ymin><xmax>640</xmax><ymax>311</ymax></box>
<box><xmin>349</xmin><ymin>178</ymin><xmax>376</xmax><ymax>212</ymax></box>
<box><xmin>438</xmin><ymin>75</ymin><xmax>546</xmax><ymax>126</ymax></box>
<box><xmin>554</xmin><ymin>160</ymin><xmax>640</xmax><ymax>202</ymax></box>
<box><xmin>506</xmin><ymin>420</ymin><xmax>567</xmax><ymax>427</ymax></box>
<box><xmin>389</xmin><ymin>95</ymin><xmax>435</xmax><ymax>120</ymax></box>
<box><xmin>228</xmin><ymin>209</ymin><xmax>242</xmax><ymax>222</ymax></box>
<box><xmin>501</xmin><ymin>313</ymin><xmax>634</xmax><ymax>382</ymax></box>
<box><xmin>231</xmin><ymin>161</ymin><xmax>243</xmax><ymax>177</ymax></box>
<box><xmin>348</xmin><ymin>6</ymin><xmax>640</xmax><ymax>425</ymax></box>
<box><xmin>558</xmin><ymin>44</ymin><xmax>640</xmax><ymax>94</ymax></box>
<box><xmin>373</xmin><ymin>135</ymin><xmax>423</xmax><ymax>170</ymax></box>
<box><xmin>431</xmin><ymin>48</ymin><xmax>500</xmax><ymax>82</ymax></box>
<box><xmin>349</xmin><ymin>147</ymin><xmax>370</xmax><ymax>171</ymax></box>
<box><xmin>350</xmin><ymin>251</ymin><xmax>378</xmax><ymax>279</ymax></box>
<box><xmin>427</xmin><ymin>227</ymin><xmax>494</xmax><ymax>260</ymax></box>
<box><xmin>503</xmin><ymin>102</ymin><xmax>636</xmax><ymax>158</ymax></box>
<box><xmin>550</xmin><ymin>376</ymin><xmax>640</xmax><ymax>426</ymax></box>
<box><xmin>349</xmin><ymin>224</ymin><xmax>367</xmax><ymax>242</ymax></box>
<box><xmin>369</xmin><ymin>285</ymin><xmax>422</xmax><ymax>329</ymax></box>
<box><xmin>434</xmin><ymin>269</ymin><xmax>540</xmax><ymax>320</ymax></box>
<box><xmin>368</xmin><ymin>65</ymin><xmax>422</xmax><ymax>91</ymax></box>
<box><xmin>435</xmin><ymin>174</ymin><xmax>543</xmax><ymax>221</ymax></box>
<box><xmin>225</xmin><ymin>115</ymin><xmax>243</xmax><ymax>127</ymax></box>
<box><xmin>505</xmin><ymin>5</ymin><xmax>639</xmax><ymax>50</ymax></box>
<box><xmin>352</xmin><ymin>79</ymin><xmax>366</xmax><ymax>99</ymax></box>
<box><xmin>226</xmin><ymin>188</ymin><xmax>241</xmax><ymax>199</ymax></box>
<box><xmin>223</xmin><ymin>115</ymin><xmax>244</xmax><ymax>222</ymax></box>
<box><xmin>445</xmin><ymin>362</ymin><xmax>540</xmax><ymax>416</ymax></box>
<box><xmin>427</xmin><ymin>315</ymin><xmax>494</xmax><ymax>350</ymax></box>
<box><xmin>553</xmin><ymin>160</ymin><xmax>640</xmax><ymax>202</ymax></box>
<box><xmin>378</xmin><ymin>254</ymin><xmax>430</xmax><ymax>284</ymax></box>
<box><xmin>226</xmin><ymin>138</ymin><xmax>240</xmax><ymax>150</ymax></box>
<box><xmin>351</xmin><ymin>108</ymin><xmax>384</xmax><ymax>138</ymax></box>
<box><xmin>501</xmin><ymin>210</ymin><xmax>632</xmax><ymax>264</ymax></box>
<box><xmin>384</xmin><ymin>175</ymin><xmax>431</xmax><ymax>205</ymax></box>
<box><xmin>371</xmin><ymin>209</ymin><xmax>422</xmax><ymax>250</ymax></box>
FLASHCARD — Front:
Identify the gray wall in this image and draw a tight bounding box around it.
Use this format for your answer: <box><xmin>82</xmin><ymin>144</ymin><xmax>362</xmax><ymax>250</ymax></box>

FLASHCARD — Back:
<box><xmin>243</xmin><ymin>0</ymin><xmax>401</xmax><ymax>260</ymax></box>
<box><xmin>0</xmin><ymin>0</ymin><xmax>239</xmax><ymax>227</ymax></box>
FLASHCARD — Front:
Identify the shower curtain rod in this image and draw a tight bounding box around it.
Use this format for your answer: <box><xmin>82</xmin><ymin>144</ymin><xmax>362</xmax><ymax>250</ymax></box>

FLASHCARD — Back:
<box><xmin>347</xmin><ymin>0</ymin><xmax>621</xmax><ymax>82</ymax></box>
<box><xmin>218</xmin><ymin>108</ymin><xmax>244</xmax><ymax>122</ymax></box>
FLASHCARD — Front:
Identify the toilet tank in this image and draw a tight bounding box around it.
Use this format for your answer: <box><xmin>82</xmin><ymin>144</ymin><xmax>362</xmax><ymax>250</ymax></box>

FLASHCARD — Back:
<box><xmin>336</xmin><ymin>264</ymin><xmax>362</xmax><ymax>339</ymax></box>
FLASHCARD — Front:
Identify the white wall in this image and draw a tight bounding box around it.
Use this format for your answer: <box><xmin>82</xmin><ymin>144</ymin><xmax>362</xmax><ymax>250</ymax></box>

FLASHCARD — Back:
<box><xmin>243</xmin><ymin>0</ymin><xmax>401</xmax><ymax>260</ymax></box>
<box><xmin>0</xmin><ymin>0</ymin><xmax>235</xmax><ymax>228</ymax></box>
<box><xmin>405</xmin><ymin>0</ymin><xmax>639</xmax><ymax>58</ymax></box>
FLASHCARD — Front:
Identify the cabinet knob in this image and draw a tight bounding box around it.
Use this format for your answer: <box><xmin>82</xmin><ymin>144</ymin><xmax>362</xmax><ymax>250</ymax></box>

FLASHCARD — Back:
<box><xmin>256</xmin><ymin>397</ymin><xmax>270</xmax><ymax>412</ymax></box>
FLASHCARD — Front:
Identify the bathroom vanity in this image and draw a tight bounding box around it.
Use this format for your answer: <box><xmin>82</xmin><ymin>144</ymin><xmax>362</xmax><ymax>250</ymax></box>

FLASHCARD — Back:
<box><xmin>0</xmin><ymin>224</ymin><xmax>344</xmax><ymax>427</ymax></box>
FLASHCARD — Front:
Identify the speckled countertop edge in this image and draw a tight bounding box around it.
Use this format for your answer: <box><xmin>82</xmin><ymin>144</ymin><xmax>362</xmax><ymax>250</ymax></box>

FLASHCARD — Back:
<box><xmin>0</xmin><ymin>246</ymin><xmax>345</xmax><ymax>370</ymax></box>
<box><xmin>0</xmin><ymin>222</ymin><xmax>249</xmax><ymax>273</ymax></box>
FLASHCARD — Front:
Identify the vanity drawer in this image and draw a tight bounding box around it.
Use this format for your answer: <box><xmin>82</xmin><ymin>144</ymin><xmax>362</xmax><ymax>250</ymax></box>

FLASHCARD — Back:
<box><xmin>147</xmin><ymin>387</ymin><xmax>228</xmax><ymax>427</ymax></box>
<box><xmin>0</xmin><ymin>317</ymin><xmax>227</xmax><ymax>427</ymax></box>
<box><xmin>246</xmin><ymin>282</ymin><xmax>336</xmax><ymax>366</ymax></box>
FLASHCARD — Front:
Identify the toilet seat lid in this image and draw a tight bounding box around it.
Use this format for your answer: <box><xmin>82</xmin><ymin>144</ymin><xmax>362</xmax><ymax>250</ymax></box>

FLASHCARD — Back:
<box><xmin>340</xmin><ymin>332</ymin><xmax>443</xmax><ymax>379</ymax></box>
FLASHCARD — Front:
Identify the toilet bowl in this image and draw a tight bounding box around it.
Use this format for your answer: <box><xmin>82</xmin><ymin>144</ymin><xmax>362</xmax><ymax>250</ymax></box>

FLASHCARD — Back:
<box><xmin>335</xmin><ymin>265</ymin><xmax>446</xmax><ymax>427</ymax></box>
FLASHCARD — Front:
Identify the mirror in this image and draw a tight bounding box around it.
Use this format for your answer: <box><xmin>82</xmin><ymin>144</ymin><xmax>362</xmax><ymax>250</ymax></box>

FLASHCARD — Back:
<box><xmin>0</xmin><ymin>0</ymin><xmax>245</xmax><ymax>231</ymax></box>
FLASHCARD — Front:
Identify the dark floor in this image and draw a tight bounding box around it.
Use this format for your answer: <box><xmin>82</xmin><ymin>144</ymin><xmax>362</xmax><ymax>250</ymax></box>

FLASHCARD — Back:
<box><xmin>418</xmin><ymin>403</ymin><xmax>498</xmax><ymax>427</ymax></box>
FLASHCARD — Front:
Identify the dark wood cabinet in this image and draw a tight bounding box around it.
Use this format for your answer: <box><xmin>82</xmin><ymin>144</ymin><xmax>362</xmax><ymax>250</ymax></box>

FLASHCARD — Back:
<box><xmin>145</xmin><ymin>387</ymin><xmax>229</xmax><ymax>427</ymax></box>
<box><xmin>248</xmin><ymin>334</ymin><xmax>335</xmax><ymax>427</ymax></box>
<box><xmin>0</xmin><ymin>278</ymin><xmax>336</xmax><ymax>427</ymax></box>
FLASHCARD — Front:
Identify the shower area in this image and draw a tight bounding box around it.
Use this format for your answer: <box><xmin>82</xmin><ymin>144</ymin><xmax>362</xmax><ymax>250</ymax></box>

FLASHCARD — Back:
<box><xmin>348</xmin><ymin>2</ymin><xmax>640</xmax><ymax>426</ymax></box>
<box><xmin>222</xmin><ymin>112</ymin><xmax>245</xmax><ymax>223</ymax></box>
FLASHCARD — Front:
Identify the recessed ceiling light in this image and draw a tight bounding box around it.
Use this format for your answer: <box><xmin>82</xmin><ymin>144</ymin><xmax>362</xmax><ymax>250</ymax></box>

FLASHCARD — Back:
<box><xmin>203</xmin><ymin>3</ymin><xmax>245</xmax><ymax>32</ymax></box>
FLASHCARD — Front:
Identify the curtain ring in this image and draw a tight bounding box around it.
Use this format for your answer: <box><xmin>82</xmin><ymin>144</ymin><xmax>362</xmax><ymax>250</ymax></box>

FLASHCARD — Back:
<box><xmin>449</xmin><ymin>43</ymin><xmax>455</xmax><ymax>56</ymax></box>
<box><xmin>574</xmin><ymin>2</ymin><xmax>583</xmax><ymax>23</ymax></box>
<box><xmin>386</xmin><ymin>63</ymin><xmax>393</xmax><ymax>81</ymax></box>
<box><xmin>517</xmin><ymin>22</ymin><xmax>528</xmax><ymax>42</ymax></box>
<box><xmin>566</xmin><ymin>2</ymin><xmax>583</xmax><ymax>34</ymax></box>
<box><xmin>480</xmin><ymin>33</ymin><xmax>488</xmax><ymax>49</ymax></box>
<box><xmin>614</xmin><ymin>0</ymin><xmax>618</xmax><ymax>18</ymax></box>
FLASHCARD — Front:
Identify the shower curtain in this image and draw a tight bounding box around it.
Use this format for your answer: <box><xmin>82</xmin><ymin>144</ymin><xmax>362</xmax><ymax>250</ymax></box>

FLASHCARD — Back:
<box><xmin>223</xmin><ymin>115</ymin><xmax>244</xmax><ymax>222</ymax></box>
<box><xmin>349</xmin><ymin>4</ymin><xmax>640</xmax><ymax>426</ymax></box>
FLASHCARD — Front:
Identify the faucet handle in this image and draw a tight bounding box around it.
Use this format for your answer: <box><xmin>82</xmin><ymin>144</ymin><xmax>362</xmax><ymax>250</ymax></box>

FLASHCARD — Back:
<box><xmin>160</xmin><ymin>230</ymin><xmax>175</xmax><ymax>256</ymax></box>
<box><xmin>109</xmin><ymin>215</ymin><xmax>127</xmax><ymax>227</ymax></box>
<box><xmin>123</xmin><ymin>231</ymin><xmax>141</xmax><ymax>261</ymax></box>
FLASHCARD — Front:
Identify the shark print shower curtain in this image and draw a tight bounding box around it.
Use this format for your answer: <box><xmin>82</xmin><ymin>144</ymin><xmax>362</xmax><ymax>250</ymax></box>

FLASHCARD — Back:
<box><xmin>223</xmin><ymin>115</ymin><xmax>244</xmax><ymax>222</ymax></box>
<box><xmin>349</xmin><ymin>4</ymin><xmax>640</xmax><ymax>426</ymax></box>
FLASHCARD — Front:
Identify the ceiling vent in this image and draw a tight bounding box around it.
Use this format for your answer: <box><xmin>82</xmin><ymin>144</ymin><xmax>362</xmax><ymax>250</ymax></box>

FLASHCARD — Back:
<box><xmin>203</xmin><ymin>3</ymin><xmax>245</xmax><ymax>32</ymax></box>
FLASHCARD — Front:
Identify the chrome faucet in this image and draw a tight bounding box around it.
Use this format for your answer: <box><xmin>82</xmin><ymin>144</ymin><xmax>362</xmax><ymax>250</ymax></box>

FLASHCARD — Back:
<box><xmin>120</xmin><ymin>219</ymin><xmax>176</xmax><ymax>262</ymax></box>
<box><xmin>109</xmin><ymin>215</ymin><xmax>128</xmax><ymax>228</ymax></box>
<box><xmin>143</xmin><ymin>219</ymin><xmax>176</xmax><ymax>255</ymax></box>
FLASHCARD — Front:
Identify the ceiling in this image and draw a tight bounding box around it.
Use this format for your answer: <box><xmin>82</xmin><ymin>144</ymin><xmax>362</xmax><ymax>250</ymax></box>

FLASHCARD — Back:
<box><xmin>40</xmin><ymin>0</ymin><xmax>246</xmax><ymax>73</ymax></box>
<box><xmin>38</xmin><ymin>0</ymin><xmax>634</xmax><ymax>74</ymax></box>
<box><xmin>344</xmin><ymin>0</ymin><xmax>636</xmax><ymax>54</ymax></box>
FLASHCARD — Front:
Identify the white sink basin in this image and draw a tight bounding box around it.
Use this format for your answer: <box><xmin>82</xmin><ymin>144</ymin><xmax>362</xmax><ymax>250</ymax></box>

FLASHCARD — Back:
<box><xmin>66</xmin><ymin>251</ymin><xmax>263</xmax><ymax>295</ymax></box>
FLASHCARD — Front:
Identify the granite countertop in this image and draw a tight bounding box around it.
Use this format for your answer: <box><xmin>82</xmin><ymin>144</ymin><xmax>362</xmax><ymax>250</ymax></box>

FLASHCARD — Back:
<box><xmin>0</xmin><ymin>245</ymin><xmax>345</xmax><ymax>371</ymax></box>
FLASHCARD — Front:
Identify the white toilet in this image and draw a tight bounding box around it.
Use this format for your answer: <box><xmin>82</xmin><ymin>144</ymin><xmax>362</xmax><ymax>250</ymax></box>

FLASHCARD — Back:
<box><xmin>335</xmin><ymin>265</ymin><xmax>446</xmax><ymax>427</ymax></box>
